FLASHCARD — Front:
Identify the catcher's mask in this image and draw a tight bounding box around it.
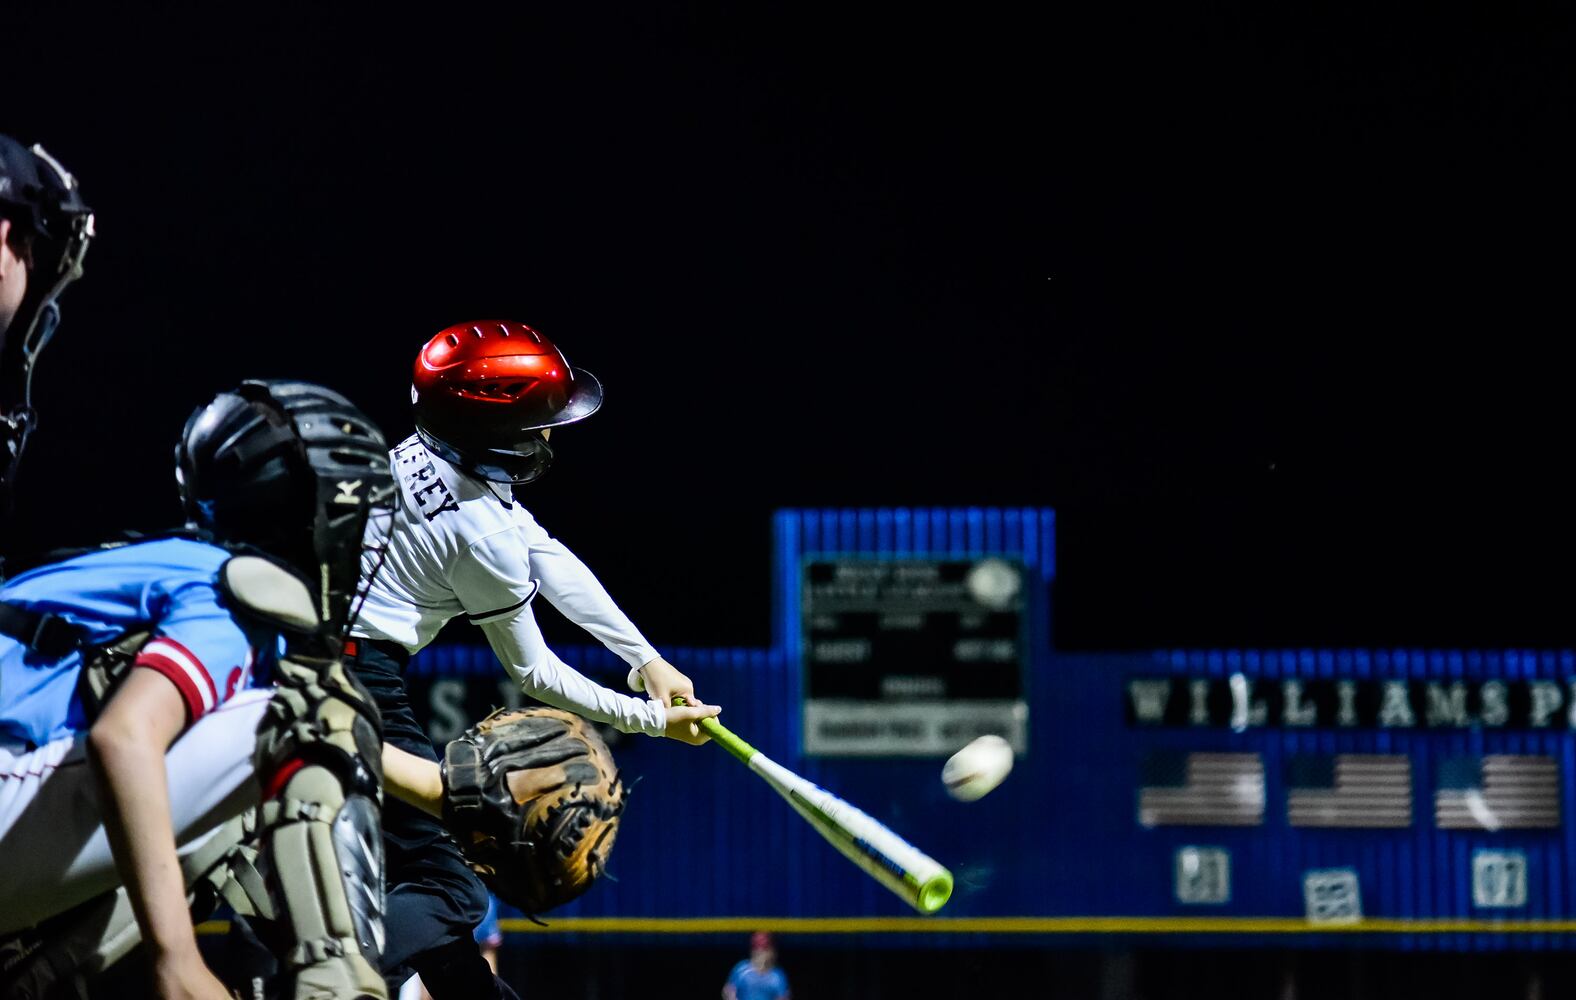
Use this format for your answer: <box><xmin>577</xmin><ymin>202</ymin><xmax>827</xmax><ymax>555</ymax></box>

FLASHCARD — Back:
<box><xmin>411</xmin><ymin>319</ymin><xmax>601</xmax><ymax>486</ymax></box>
<box><xmin>0</xmin><ymin>136</ymin><xmax>94</xmax><ymax>504</ymax></box>
<box><xmin>176</xmin><ymin>380</ymin><xmax>394</xmax><ymax>636</ymax></box>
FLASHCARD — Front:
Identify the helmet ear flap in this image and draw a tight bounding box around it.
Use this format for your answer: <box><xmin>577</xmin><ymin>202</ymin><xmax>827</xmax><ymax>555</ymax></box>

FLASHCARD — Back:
<box><xmin>509</xmin><ymin>434</ymin><xmax>555</xmax><ymax>485</ymax></box>
<box><xmin>417</xmin><ymin>427</ymin><xmax>554</xmax><ymax>486</ymax></box>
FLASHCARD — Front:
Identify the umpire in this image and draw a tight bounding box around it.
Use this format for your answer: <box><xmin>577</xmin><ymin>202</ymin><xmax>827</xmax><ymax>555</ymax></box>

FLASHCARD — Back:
<box><xmin>0</xmin><ymin>134</ymin><xmax>93</xmax><ymax>512</ymax></box>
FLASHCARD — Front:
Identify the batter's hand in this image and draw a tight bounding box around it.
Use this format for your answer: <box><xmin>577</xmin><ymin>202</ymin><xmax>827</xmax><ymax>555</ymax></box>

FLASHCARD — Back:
<box><xmin>635</xmin><ymin>656</ymin><xmax>697</xmax><ymax>706</ymax></box>
<box><xmin>664</xmin><ymin>702</ymin><xmax>721</xmax><ymax>745</ymax></box>
<box><xmin>632</xmin><ymin>657</ymin><xmax>720</xmax><ymax>744</ymax></box>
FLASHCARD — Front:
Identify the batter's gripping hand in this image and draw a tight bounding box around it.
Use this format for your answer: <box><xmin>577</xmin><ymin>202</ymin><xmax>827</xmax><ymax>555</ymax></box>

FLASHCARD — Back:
<box><xmin>440</xmin><ymin>708</ymin><xmax>627</xmax><ymax>915</ymax></box>
<box><xmin>627</xmin><ymin>657</ymin><xmax>720</xmax><ymax>744</ymax></box>
<box><xmin>630</xmin><ymin>656</ymin><xmax>694</xmax><ymax>705</ymax></box>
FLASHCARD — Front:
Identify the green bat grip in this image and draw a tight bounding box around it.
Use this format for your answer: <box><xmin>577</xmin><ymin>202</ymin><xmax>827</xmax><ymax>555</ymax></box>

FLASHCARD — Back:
<box><xmin>671</xmin><ymin>696</ymin><xmax>757</xmax><ymax>764</ymax></box>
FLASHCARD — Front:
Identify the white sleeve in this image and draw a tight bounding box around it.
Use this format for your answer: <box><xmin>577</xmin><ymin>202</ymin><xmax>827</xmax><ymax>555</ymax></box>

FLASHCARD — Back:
<box><xmin>479</xmin><ymin>614</ymin><xmax>668</xmax><ymax>737</ymax></box>
<box><xmin>516</xmin><ymin>510</ymin><xmax>662</xmax><ymax>669</ymax></box>
<box><xmin>448</xmin><ymin>529</ymin><xmax>542</xmax><ymax>626</ymax></box>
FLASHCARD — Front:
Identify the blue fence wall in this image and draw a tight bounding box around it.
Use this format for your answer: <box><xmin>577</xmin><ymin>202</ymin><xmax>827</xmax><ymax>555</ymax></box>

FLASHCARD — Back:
<box><xmin>406</xmin><ymin>508</ymin><xmax>1576</xmax><ymax>950</ymax></box>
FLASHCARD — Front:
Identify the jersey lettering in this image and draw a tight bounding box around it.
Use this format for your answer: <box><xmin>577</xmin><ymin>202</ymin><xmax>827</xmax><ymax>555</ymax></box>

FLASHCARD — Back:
<box><xmin>394</xmin><ymin>439</ymin><xmax>460</xmax><ymax>521</ymax></box>
<box><xmin>413</xmin><ymin>479</ymin><xmax>460</xmax><ymax>520</ymax></box>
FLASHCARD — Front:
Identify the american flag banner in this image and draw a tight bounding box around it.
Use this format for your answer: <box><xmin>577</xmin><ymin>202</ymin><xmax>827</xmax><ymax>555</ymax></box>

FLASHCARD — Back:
<box><xmin>1435</xmin><ymin>755</ymin><xmax>1561</xmax><ymax>830</ymax></box>
<box><xmin>1138</xmin><ymin>752</ymin><xmax>1265</xmax><ymax>827</ymax></box>
<box><xmin>1286</xmin><ymin>754</ymin><xmax>1412</xmax><ymax>828</ymax></box>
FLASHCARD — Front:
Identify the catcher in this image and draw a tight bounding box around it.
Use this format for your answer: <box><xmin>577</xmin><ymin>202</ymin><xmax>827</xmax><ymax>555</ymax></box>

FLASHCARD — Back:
<box><xmin>347</xmin><ymin>320</ymin><xmax>720</xmax><ymax>998</ymax></box>
<box><xmin>0</xmin><ymin>380</ymin><xmax>621</xmax><ymax>1000</ymax></box>
<box><xmin>0</xmin><ymin>381</ymin><xmax>395</xmax><ymax>999</ymax></box>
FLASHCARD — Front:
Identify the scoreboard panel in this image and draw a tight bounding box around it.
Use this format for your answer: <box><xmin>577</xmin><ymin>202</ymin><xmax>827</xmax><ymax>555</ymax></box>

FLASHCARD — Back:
<box><xmin>801</xmin><ymin>557</ymin><xmax>1028</xmax><ymax>755</ymax></box>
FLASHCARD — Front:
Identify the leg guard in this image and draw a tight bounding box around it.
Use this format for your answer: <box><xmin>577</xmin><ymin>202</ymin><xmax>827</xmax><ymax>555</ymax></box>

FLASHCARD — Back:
<box><xmin>252</xmin><ymin>646</ymin><xmax>389</xmax><ymax>1000</ymax></box>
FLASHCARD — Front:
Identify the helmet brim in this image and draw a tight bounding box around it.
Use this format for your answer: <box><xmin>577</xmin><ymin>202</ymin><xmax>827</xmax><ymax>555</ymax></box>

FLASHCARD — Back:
<box><xmin>530</xmin><ymin>367</ymin><xmax>603</xmax><ymax>429</ymax></box>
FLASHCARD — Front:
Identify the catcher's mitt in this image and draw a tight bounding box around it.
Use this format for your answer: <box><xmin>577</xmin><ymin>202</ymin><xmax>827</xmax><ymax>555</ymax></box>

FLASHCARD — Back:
<box><xmin>441</xmin><ymin>707</ymin><xmax>627</xmax><ymax>915</ymax></box>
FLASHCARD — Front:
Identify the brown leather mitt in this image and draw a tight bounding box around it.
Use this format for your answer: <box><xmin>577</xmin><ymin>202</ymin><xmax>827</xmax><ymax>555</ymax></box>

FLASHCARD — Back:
<box><xmin>440</xmin><ymin>707</ymin><xmax>627</xmax><ymax>915</ymax></box>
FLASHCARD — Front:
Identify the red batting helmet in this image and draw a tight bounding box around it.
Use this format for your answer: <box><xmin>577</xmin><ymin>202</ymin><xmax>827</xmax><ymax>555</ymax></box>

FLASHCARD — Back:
<box><xmin>411</xmin><ymin>320</ymin><xmax>603</xmax><ymax>484</ymax></box>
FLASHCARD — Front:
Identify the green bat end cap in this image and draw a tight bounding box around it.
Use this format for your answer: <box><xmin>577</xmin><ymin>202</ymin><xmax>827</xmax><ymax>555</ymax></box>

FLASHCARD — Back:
<box><xmin>918</xmin><ymin>870</ymin><xmax>954</xmax><ymax>913</ymax></box>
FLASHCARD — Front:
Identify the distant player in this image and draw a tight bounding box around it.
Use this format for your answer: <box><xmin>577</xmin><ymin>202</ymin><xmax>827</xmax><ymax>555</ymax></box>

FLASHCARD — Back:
<box><xmin>722</xmin><ymin>931</ymin><xmax>791</xmax><ymax>1000</ymax></box>
<box><xmin>0</xmin><ymin>381</ymin><xmax>398</xmax><ymax>999</ymax></box>
<box><xmin>347</xmin><ymin>319</ymin><xmax>721</xmax><ymax>997</ymax></box>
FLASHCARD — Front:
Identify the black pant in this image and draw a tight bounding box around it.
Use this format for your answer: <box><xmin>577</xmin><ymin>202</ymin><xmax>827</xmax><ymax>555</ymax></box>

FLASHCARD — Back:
<box><xmin>348</xmin><ymin>639</ymin><xmax>504</xmax><ymax>999</ymax></box>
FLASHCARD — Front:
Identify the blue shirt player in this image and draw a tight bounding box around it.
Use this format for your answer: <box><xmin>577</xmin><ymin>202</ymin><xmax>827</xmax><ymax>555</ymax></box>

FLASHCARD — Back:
<box><xmin>723</xmin><ymin>932</ymin><xmax>791</xmax><ymax>1000</ymax></box>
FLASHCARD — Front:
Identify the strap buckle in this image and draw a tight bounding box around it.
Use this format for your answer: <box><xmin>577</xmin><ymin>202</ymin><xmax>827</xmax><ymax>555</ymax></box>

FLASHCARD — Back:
<box><xmin>29</xmin><ymin>611</ymin><xmax>86</xmax><ymax>658</ymax></box>
<box><xmin>442</xmin><ymin>741</ymin><xmax>485</xmax><ymax>817</ymax></box>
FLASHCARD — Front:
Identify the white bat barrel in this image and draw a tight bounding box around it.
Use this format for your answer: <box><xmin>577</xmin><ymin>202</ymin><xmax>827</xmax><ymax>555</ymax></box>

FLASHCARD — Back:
<box><xmin>750</xmin><ymin>755</ymin><xmax>954</xmax><ymax>913</ymax></box>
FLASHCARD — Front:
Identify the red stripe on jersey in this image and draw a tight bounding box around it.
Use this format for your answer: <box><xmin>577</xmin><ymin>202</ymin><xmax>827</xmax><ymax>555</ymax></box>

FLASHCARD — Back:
<box><xmin>132</xmin><ymin>653</ymin><xmax>206</xmax><ymax>722</ymax></box>
<box><xmin>144</xmin><ymin>636</ymin><xmax>218</xmax><ymax>708</ymax></box>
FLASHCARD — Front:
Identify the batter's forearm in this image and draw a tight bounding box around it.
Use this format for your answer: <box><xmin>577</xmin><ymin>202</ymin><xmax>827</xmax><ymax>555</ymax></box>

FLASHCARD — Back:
<box><xmin>382</xmin><ymin>743</ymin><xmax>443</xmax><ymax>818</ymax></box>
<box><xmin>481</xmin><ymin>617</ymin><xmax>666</xmax><ymax>736</ymax></box>
<box><xmin>508</xmin><ymin>652</ymin><xmax>666</xmax><ymax>735</ymax></box>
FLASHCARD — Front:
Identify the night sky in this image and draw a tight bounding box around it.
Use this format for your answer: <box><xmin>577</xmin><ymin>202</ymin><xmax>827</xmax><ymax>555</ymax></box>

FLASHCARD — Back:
<box><xmin>5</xmin><ymin>4</ymin><xmax>1573</xmax><ymax>652</ymax></box>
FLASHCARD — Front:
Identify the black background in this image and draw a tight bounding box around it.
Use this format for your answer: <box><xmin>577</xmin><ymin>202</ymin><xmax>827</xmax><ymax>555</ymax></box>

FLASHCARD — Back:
<box><xmin>5</xmin><ymin>3</ymin><xmax>1573</xmax><ymax>653</ymax></box>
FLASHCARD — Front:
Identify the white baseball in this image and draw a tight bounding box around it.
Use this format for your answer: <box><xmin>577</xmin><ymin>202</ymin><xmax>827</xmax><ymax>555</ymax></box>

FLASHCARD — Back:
<box><xmin>941</xmin><ymin>735</ymin><xmax>1014</xmax><ymax>802</ymax></box>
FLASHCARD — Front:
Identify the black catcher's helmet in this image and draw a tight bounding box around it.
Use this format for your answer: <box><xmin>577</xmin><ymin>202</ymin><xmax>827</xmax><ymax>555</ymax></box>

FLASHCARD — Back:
<box><xmin>176</xmin><ymin>380</ymin><xmax>393</xmax><ymax>635</ymax></box>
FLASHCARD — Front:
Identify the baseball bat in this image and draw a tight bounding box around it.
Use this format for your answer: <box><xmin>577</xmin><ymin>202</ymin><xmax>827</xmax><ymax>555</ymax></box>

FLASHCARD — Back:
<box><xmin>672</xmin><ymin>696</ymin><xmax>953</xmax><ymax>914</ymax></box>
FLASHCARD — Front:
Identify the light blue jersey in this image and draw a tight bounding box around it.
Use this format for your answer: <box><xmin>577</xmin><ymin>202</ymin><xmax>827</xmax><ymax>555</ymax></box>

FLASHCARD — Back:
<box><xmin>726</xmin><ymin>961</ymin><xmax>790</xmax><ymax>1000</ymax></box>
<box><xmin>0</xmin><ymin>538</ymin><xmax>270</xmax><ymax>748</ymax></box>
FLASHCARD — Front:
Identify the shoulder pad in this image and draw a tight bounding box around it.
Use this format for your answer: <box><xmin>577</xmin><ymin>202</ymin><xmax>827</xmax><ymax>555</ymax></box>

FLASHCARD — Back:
<box><xmin>219</xmin><ymin>554</ymin><xmax>320</xmax><ymax>633</ymax></box>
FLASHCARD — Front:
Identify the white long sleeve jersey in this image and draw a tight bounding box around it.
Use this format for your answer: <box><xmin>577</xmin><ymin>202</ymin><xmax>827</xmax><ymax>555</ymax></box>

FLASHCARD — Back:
<box><xmin>352</xmin><ymin>434</ymin><xmax>667</xmax><ymax>736</ymax></box>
